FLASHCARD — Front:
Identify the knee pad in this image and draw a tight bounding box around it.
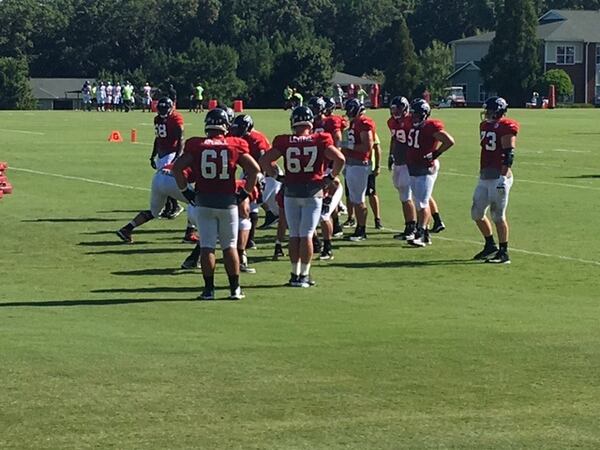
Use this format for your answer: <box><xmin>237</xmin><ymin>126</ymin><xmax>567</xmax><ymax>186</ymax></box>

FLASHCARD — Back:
<box><xmin>239</xmin><ymin>218</ymin><xmax>252</xmax><ymax>231</ymax></box>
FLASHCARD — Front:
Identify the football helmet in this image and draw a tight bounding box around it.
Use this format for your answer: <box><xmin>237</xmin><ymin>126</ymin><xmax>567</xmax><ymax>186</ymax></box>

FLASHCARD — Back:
<box><xmin>157</xmin><ymin>97</ymin><xmax>174</xmax><ymax>118</ymax></box>
<box><xmin>323</xmin><ymin>97</ymin><xmax>336</xmax><ymax>115</ymax></box>
<box><xmin>307</xmin><ymin>96</ymin><xmax>326</xmax><ymax>116</ymax></box>
<box><xmin>290</xmin><ymin>106</ymin><xmax>314</xmax><ymax>128</ymax></box>
<box><xmin>410</xmin><ymin>99</ymin><xmax>431</xmax><ymax>127</ymax></box>
<box><xmin>344</xmin><ymin>98</ymin><xmax>365</xmax><ymax>118</ymax></box>
<box><xmin>205</xmin><ymin>108</ymin><xmax>230</xmax><ymax>132</ymax></box>
<box><xmin>482</xmin><ymin>96</ymin><xmax>508</xmax><ymax>121</ymax></box>
<box><xmin>390</xmin><ymin>96</ymin><xmax>410</xmax><ymax>119</ymax></box>
<box><xmin>217</xmin><ymin>103</ymin><xmax>235</xmax><ymax>124</ymax></box>
<box><xmin>230</xmin><ymin>114</ymin><xmax>254</xmax><ymax>137</ymax></box>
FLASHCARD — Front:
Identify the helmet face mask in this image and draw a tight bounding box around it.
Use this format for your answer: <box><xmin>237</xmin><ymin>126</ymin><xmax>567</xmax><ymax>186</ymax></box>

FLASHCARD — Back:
<box><xmin>290</xmin><ymin>106</ymin><xmax>314</xmax><ymax>130</ymax></box>
<box><xmin>410</xmin><ymin>99</ymin><xmax>431</xmax><ymax>127</ymax></box>
<box><xmin>482</xmin><ymin>96</ymin><xmax>508</xmax><ymax>122</ymax></box>
<box><xmin>323</xmin><ymin>97</ymin><xmax>336</xmax><ymax>115</ymax></box>
<box><xmin>230</xmin><ymin>114</ymin><xmax>254</xmax><ymax>137</ymax></box>
<box><xmin>157</xmin><ymin>97</ymin><xmax>173</xmax><ymax>118</ymax></box>
<box><xmin>307</xmin><ymin>96</ymin><xmax>326</xmax><ymax>117</ymax></box>
<box><xmin>344</xmin><ymin>98</ymin><xmax>365</xmax><ymax>118</ymax></box>
<box><xmin>205</xmin><ymin>108</ymin><xmax>231</xmax><ymax>132</ymax></box>
<box><xmin>390</xmin><ymin>96</ymin><xmax>409</xmax><ymax>119</ymax></box>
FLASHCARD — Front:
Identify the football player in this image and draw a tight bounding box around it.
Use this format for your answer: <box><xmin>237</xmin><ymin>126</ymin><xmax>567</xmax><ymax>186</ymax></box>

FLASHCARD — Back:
<box><xmin>387</xmin><ymin>96</ymin><xmax>446</xmax><ymax>240</ymax></box>
<box><xmin>115</xmin><ymin>163</ymin><xmax>198</xmax><ymax>244</ymax></box>
<box><xmin>405</xmin><ymin>99</ymin><xmax>455</xmax><ymax>247</ymax></box>
<box><xmin>340</xmin><ymin>98</ymin><xmax>375</xmax><ymax>241</ymax></box>
<box><xmin>471</xmin><ymin>97</ymin><xmax>519</xmax><ymax>264</ymax></box>
<box><xmin>230</xmin><ymin>114</ymin><xmax>272</xmax><ymax>249</ymax></box>
<box><xmin>172</xmin><ymin>108</ymin><xmax>260</xmax><ymax>300</ymax></box>
<box><xmin>150</xmin><ymin>97</ymin><xmax>186</xmax><ymax>222</ymax></box>
<box><xmin>259</xmin><ymin>106</ymin><xmax>345</xmax><ymax>287</ymax></box>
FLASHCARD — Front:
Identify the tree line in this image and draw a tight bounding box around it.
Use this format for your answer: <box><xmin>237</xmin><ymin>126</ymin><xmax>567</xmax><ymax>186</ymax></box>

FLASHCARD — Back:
<box><xmin>0</xmin><ymin>0</ymin><xmax>597</xmax><ymax>109</ymax></box>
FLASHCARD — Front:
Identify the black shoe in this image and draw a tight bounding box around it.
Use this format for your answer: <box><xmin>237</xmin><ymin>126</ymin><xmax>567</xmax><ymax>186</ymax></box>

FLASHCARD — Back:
<box><xmin>342</xmin><ymin>218</ymin><xmax>356</xmax><ymax>228</ymax></box>
<box><xmin>228</xmin><ymin>286</ymin><xmax>245</xmax><ymax>300</ymax></box>
<box><xmin>197</xmin><ymin>289</ymin><xmax>215</xmax><ymax>300</ymax></box>
<box><xmin>485</xmin><ymin>249</ymin><xmax>510</xmax><ymax>264</ymax></box>
<box><xmin>297</xmin><ymin>274</ymin><xmax>315</xmax><ymax>288</ymax></box>
<box><xmin>288</xmin><ymin>273</ymin><xmax>300</xmax><ymax>287</ymax></box>
<box><xmin>393</xmin><ymin>227</ymin><xmax>415</xmax><ymax>241</ymax></box>
<box><xmin>319</xmin><ymin>249</ymin><xmax>334</xmax><ymax>260</ymax></box>
<box><xmin>273</xmin><ymin>243</ymin><xmax>284</xmax><ymax>260</ymax></box>
<box><xmin>431</xmin><ymin>221</ymin><xmax>446</xmax><ymax>233</ymax></box>
<box><xmin>258</xmin><ymin>211</ymin><xmax>279</xmax><ymax>229</ymax></box>
<box><xmin>181</xmin><ymin>256</ymin><xmax>200</xmax><ymax>269</ymax></box>
<box><xmin>473</xmin><ymin>245</ymin><xmax>499</xmax><ymax>260</ymax></box>
<box><xmin>245</xmin><ymin>239</ymin><xmax>257</xmax><ymax>250</ymax></box>
<box><xmin>374</xmin><ymin>218</ymin><xmax>383</xmax><ymax>230</ymax></box>
<box><xmin>348</xmin><ymin>231</ymin><xmax>367</xmax><ymax>242</ymax></box>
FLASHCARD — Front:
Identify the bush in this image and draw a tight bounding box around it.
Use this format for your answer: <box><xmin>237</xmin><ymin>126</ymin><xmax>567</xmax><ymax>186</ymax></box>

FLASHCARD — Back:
<box><xmin>0</xmin><ymin>57</ymin><xmax>36</xmax><ymax>109</ymax></box>
<box><xmin>538</xmin><ymin>69</ymin><xmax>573</xmax><ymax>98</ymax></box>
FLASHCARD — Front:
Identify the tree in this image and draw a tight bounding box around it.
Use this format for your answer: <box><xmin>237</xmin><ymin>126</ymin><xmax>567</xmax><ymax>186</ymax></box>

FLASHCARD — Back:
<box><xmin>480</xmin><ymin>0</ymin><xmax>541</xmax><ymax>106</ymax></box>
<box><xmin>419</xmin><ymin>40</ymin><xmax>453</xmax><ymax>102</ymax></box>
<box><xmin>0</xmin><ymin>57</ymin><xmax>36</xmax><ymax>109</ymax></box>
<box><xmin>538</xmin><ymin>69</ymin><xmax>574</xmax><ymax>101</ymax></box>
<box><xmin>383</xmin><ymin>15</ymin><xmax>422</xmax><ymax>98</ymax></box>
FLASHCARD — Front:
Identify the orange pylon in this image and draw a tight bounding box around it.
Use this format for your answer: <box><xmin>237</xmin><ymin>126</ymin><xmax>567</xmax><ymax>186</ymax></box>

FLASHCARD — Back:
<box><xmin>108</xmin><ymin>131</ymin><xmax>123</xmax><ymax>142</ymax></box>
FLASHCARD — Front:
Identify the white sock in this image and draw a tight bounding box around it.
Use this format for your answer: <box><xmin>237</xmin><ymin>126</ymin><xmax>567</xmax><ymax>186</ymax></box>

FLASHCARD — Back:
<box><xmin>300</xmin><ymin>262</ymin><xmax>310</xmax><ymax>276</ymax></box>
<box><xmin>291</xmin><ymin>261</ymin><xmax>300</xmax><ymax>275</ymax></box>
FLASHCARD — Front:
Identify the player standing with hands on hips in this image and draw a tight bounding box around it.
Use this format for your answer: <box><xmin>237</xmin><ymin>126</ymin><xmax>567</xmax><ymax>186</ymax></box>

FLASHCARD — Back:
<box><xmin>471</xmin><ymin>97</ymin><xmax>519</xmax><ymax>264</ymax></box>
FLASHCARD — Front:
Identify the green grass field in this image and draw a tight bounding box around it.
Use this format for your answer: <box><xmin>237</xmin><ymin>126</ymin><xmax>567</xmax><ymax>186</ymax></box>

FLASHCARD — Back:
<box><xmin>1</xmin><ymin>107</ymin><xmax>600</xmax><ymax>449</ymax></box>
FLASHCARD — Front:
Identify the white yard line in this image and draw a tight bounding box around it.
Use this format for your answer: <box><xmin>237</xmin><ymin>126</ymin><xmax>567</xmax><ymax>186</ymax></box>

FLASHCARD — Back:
<box><xmin>552</xmin><ymin>148</ymin><xmax>591</xmax><ymax>154</ymax></box>
<box><xmin>442</xmin><ymin>171</ymin><xmax>600</xmax><ymax>191</ymax></box>
<box><xmin>11</xmin><ymin>167</ymin><xmax>150</xmax><ymax>192</ymax></box>
<box><xmin>384</xmin><ymin>228</ymin><xmax>600</xmax><ymax>267</ymax></box>
<box><xmin>11</xmin><ymin>166</ymin><xmax>600</xmax><ymax>266</ymax></box>
<box><xmin>0</xmin><ymin>129</ymin><xmax>45</xmax><ymax>136</ymax></box>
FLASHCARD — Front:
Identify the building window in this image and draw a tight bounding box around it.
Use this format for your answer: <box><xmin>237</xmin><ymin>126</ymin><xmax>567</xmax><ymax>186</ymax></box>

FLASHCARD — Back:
<box><xmin>557</xmin><ymin>46</ymin><xmax>575</xmax><ymax>64</ymax></box>
<box><xmin>596</xmin><ymin>45</ymin><xmax>600</xmax><ymax>65</ymax></box>
<box><xmin>479</xmin><ymin>85</ymin><xmax>487</xmax><ymax>102</ymax></box>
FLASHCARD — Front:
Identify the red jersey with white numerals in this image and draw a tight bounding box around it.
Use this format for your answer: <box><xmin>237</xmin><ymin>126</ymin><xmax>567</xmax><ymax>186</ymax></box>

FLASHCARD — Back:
<box><xmin>154</xmin><ymin>111</ymin><xmax>184</xmax><ymax>153</ymax></box>
<box><xmin>272</xmin><ymin>132</ymin><xmax>333</xmax><ymax>185</ymax></box>
<box><xmin>346</xmin><ymin>114</ymin><xmax>376</xmax><ymax>163</ymax></box>
<box><xmin>315</xmin><ymin>115</ymin><xmax>347</xmax><ymax>140</ymax></box>
<box><xmin>387</xmin><ymin>115</ymin><xmax>412</xmax><ymax>165</ymax></box>
<box><xmin>405</xmin><ymin>119</ymin><xmax>445</xmax><ymax>175</ymax></box>
<box><xmin>184</xmin><ymin>136</ymin><xmax>249</xmax><ymax>195</ymax></box>
<box><xmin>479</xmin><ymin>118</ymin><xmax>519</xmax><ymax>179</ymax></box>
<box><xmin>242</xmin><ymin>129</ymin><xmax>271</xmax><ymax>162</ymax></box>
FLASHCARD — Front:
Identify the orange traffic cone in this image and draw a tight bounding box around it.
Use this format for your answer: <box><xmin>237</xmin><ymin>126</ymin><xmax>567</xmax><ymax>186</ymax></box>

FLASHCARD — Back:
<box><xmin>1</xmin><ymin>183</ymin><xmax>12</xmax><ymax>194</ymax></box>
<box><xmin>130</xmin><ymin>129</ymin><xmax>137</xmax><ymax>143</ymax></box>
<box><xmin>0</xmin><ymin>162</ymin><xmax>7</xmax><ymax>171</ymax></box>
<box><xmin>108</xmin><ymin>131</ymin><xmax>123</xmax><ymax>142</ymax></box>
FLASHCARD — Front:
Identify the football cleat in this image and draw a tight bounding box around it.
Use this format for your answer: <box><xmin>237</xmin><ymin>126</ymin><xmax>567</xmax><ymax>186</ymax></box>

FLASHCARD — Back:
<box><xmin>408</xmin><ymin>236</ymin><xmax>427</xmax><ymax>247</ymax></box>
<box><xmin>228</xmin><ymin>287</ymin><xmax>245</xmax><ymax>300</ymax></box>
<box><xmin>342</xmin><ymin>218</ymin><xmax>356</xmax><ymax>228</ymax></box>
<box><xmin>258</xmin><ymin>211</ymin><xmax>279</xmax><ymax>229</ymax></box>
<box><xmin>166</xmin><ymin>204</ymin><xmax>184</xmax><ymax>219</ymax></box>
<box><xmin>240</xmin><ymin>263</ymin><xmax>257</xmax><ymax>274</ymax></box>
<box><xmin>348</xmin><ymin>232</ymin><xmax>367</xmax><ymax>242</ymax></box>
<box><xmin>116</xmin><ymin>228</ymin><xmax>133</xmax><ymax>244</ymax></box>
<box><xmin>245</xmin><ymin>239</ymin><xmax>257</xmax><ymax>250</ymax></box>
<box><xmin>297</xmin><ymin>275</ymin><xmax>316</xmax><ymax>287</ymax></box>
<box><xmin>288</xmin><ymin>273</ymin><xmax>300</xmax><ymax>287</ymax></box>
<box><xmin>182</xmin><ymin>231</ymin><xmax>199</xmax><ymax>244</ymax></box>
<box><xmin>333</xmin><ymin>230</ymin><xmax>344</xmax><ymax>238</ymax></box>
<box><xmin>319</xmin><ymin>249</ymin><xmax>334</xmax><ymax>260</ymax></box>
<box><xmin>338</xmin><ymin>203</ymin><xmax>348</xmax><ymax>215</ymax></box>
<box><xmin>485</xmin><ymin>250</ymin><xmax>511</xmax><ymax>264</ymax></box>
<box><xmin>374</xmin><ymin>218</ymin><xmax>383</xmax><ymax>230</ymax></box>
<box><xmin>473</xmin><ymin>245</ymin><xmax>499</xmax><ymax>260</ymax></box>
<box><xmin>181</xmin><ymin>256</ymin><xmax>201</xmax><ymax>270</ymax></box>
<box><xmin>393</xmin><ymin>229</ymin><xmax>415</xmax><ymax>241</ymax></box>
<box><xmin>431</xmin><ymin>221</ymin><xmax>446</xmax><ymax>233</ymax></box>
<box><xmin>197</xmin><ymin>290</ymin><xmax>215</xmax><ymax>300</ymax></box>
<box><xmin>273</xmin><ymin>243</ymin><xmax>285</xmax><ymax>260</ymax></box>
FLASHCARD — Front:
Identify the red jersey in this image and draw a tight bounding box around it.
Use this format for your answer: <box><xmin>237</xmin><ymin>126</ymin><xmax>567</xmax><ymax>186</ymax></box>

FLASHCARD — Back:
<box><xmin>387</xmin><ymin>115</ymin><xmax>412</xmax><ymax>165</ymax></box>
<box><xmin>235</xmin><ymin>179</ymin><xmax>260</xmax><ymax>203</ymax></box>
<box><xmin>184</xmin><ymin>136</ymin><xmax>249</xmax><ymax>196</ymax></box>
<box><xmin>315</xmin><ymin>115</ymin><xmax>347</xmax><ymax>140</ymax></box>
<box><xmin>242</xmin><ymin>129</ymin><xmax>271</xmax><ymax>162</ymax></box>
<box><xmin>272</xmin><ymin>132</ymin><xmax>333</xmax><ymax>196</ymax></box>
<box><xmin>154</xmin><ymin>111</ymin><xmax>184</xmax><ymax>153</ymax></box>
<box><xmin>346</xmin><ymin>114</ymin><xmax>376</xmax><ymax>163</ymax></box>
<box><xmin>479</xmin><ymin>118</ymin><xmax>519</xmax><ymax>179</ymax></box>
<box><xmin>405</xmin><ymin>119</ymin><xmax>445</xmax><ymax>175</ymax></box>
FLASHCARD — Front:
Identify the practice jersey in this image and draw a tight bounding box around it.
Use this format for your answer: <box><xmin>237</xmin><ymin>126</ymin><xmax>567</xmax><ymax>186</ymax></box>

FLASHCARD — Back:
<box><xmin>315</xmin><ymin>115</ymin><xmax>347</xmax><ymax>142</ymax></box>
<box><xmin>242</xmin><ymin>129</ymin><xmax>271</xmax><ymax>162</ymax></box>
<box><xmin>479</xmin><ymin>118</ymin><xmax>519</xmax><ymax>179</ymax></box>
<box><xmin>346</xmin><ymin>114</ymin><xmax>376</xmax><ymax>164</ymax></box>
<box><xmin>184</xmin><ymin>136</ymin><xmax>250</xmax><ymax>199</ymax></box>
<box><xmin>272</xmin><ymin>132</ymin><xmax>333</xmax><ymax>197</ymax></box>
<box><xmin>387</xmin><ymin>115</ymin><xmax>412</xmax><ymax>166</ymax></box>
<box><xmin>405</xmin><ymin>119</ymin><xmax>445</xmax><ymax>176</ymax></box>
<box><xmin>154</xmin><ymin>111</ymin><xmax>184</xmax><ymax>154</ymax></box>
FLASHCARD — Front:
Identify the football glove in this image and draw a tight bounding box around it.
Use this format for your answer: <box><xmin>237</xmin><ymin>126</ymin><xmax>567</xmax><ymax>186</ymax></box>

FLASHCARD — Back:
<box><xmin>149</xmin><ymin>157</ymin><xmax>157</xmax><ymax>169</ymax></box>
<box><xmin>387</xmin><ymin>155</ymin><xmax>394</xmax><ymax>171</ymax></box>
<box><xmin>181</xmin><ymin>188</ymin><xmax>197</xmax><ymax>206</ymax></box>
<box><xmin>496</xmin><ymin>175</ymin><xmax>507</xmax><ymax>195</ymax></box>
